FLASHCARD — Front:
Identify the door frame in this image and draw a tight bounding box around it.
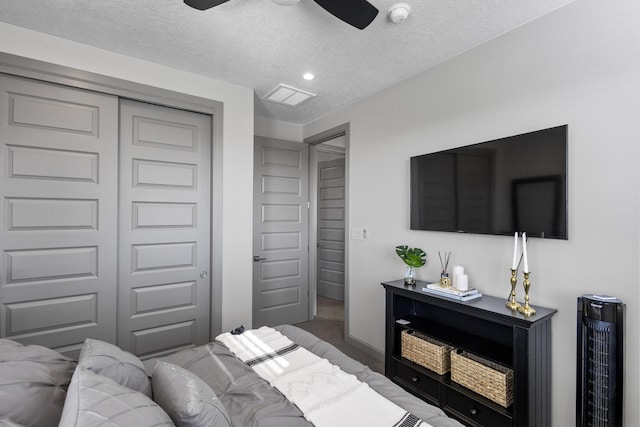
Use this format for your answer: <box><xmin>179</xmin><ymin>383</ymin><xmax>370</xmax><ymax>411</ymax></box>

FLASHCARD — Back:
<box><xmin>305</xmin><ymin>123</ymin><xmax>350</xmax><ymax>330</ymax></box>
<box><xmin>0</xmin><ymin>52</ymin><xmax>225</xmax><ymax>338</ymax></box>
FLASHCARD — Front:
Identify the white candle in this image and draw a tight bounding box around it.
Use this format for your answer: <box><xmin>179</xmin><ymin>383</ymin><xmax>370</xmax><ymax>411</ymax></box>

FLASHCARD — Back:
<box><xmin>522</xmin><ymin>232</ymin><xmax>529</xmax><ymax>273</ymax></box>
<box><xmin>453</xmin><ymin>266</ymin><xmax>464</xmax><ymax>288</ymax></box>
<box><xmin>512</xmin><ymin>232</ymin><xmax>519</xmax><ymax>270</ymax></box>
<box><xmin>457</xmin><ymin>274</ymin><xmax>469</xmax><ymax>291</ymax></box>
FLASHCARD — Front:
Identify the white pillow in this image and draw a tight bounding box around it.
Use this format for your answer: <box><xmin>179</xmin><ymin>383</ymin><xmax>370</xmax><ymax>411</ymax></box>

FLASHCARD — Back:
<box><xmin>59</xmin><ymin>367</ymin><xmax>173</xmax><ymax>427</ymax></box>
<box><xmin>78</xmin><ymin>338</ymin><xmax>151</xmax><ymax>397</ymax></box>
<box><xmin>152</xmin><ymin>361</ymin><xmax>231</xmax><ymax>427</ymax></box>
<box><xmin>0</xmin><ymin>339</ymin><xmax>76</xmax><ymax>427</ymax></box>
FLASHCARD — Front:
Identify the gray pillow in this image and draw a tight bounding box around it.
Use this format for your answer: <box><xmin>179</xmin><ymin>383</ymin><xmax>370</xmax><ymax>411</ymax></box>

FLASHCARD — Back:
<box><xmin>152</xmin><ymin>361</ymin><xmax>231</xmax><ymax>427</ymax></box>
<box><xmin>0</xmin><ymin>420</ymin><xmax>26</xmax><ymax>427</ymax></box>
<box><xmin>59</xmin><ymin>367</ymin><xmax>173</xmax><ymax>426</ymax></box>
<box><xmin>78</xmin><ymin>338</ymin><xmax>151</xmax><ymax>397</ymax></box>
<box><xmin>0</xmin><ymin>339</ymin><xmax>76</xmax><ymax>427</ymax></box>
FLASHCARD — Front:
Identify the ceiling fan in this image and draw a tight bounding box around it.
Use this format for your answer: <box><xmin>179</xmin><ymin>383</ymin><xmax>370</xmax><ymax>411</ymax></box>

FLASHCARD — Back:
<box><xmin>184</xmin><ymin>0</ymin><xmax>379</xmax><ymax>30</ymax></box>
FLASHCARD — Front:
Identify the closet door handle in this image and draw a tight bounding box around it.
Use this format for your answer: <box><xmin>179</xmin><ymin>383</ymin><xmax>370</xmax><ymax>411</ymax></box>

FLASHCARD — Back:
<box><xmin>253</xmin><ymin>256</ymin><xmax>267</xmax><ymax>262</ymax></box>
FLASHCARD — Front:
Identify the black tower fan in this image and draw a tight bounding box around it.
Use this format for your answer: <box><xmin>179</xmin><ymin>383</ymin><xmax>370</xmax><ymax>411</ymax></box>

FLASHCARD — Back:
<box><xmin>576</xmin><ymin>295</ymin><xmax>624</xmax><ymax>426</ymax></box>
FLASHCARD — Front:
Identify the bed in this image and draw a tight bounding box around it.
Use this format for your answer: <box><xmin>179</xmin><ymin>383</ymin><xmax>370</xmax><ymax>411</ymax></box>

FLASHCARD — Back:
<box><xmin>0</xmin><ymin>324</ymin><xmax>462</xmax><ymax>427</ymax></box>
<box><xmin>160</xmin><ymin>324</ymin><xmax>462</xmax><ymax>427</ymax></box>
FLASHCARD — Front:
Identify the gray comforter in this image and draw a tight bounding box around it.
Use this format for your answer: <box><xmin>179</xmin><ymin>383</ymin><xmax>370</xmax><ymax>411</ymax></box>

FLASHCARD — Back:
<box><xmin>160</xmin><ymin>324</ymin><xmax>462</xmax><ymax>427</ymax></box>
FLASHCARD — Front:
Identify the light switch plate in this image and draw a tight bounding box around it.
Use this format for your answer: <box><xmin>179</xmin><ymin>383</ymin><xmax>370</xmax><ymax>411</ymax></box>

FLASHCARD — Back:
<box><xmin>351</xmin><ymin>227</ymin><xmax>366</xmax><ymax>240</ymax></box>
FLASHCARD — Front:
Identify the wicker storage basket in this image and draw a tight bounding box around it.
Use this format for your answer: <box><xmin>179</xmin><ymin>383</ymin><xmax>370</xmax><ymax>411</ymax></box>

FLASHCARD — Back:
<box><xmin>400</xmin><ymin>330</ymin><xmax>454</xmax><ymax>375</ymax></box>
<box><xmin>450</xmin><ymin>350</ymin><xmax>514</xmax><ymax>408</ymax></box>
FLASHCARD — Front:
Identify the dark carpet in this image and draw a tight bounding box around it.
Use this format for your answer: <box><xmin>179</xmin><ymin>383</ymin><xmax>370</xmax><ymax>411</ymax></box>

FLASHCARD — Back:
<box><xmin>294</xmin><ymin>296</ymin><xmax>384</xmax><ymax>374</ymax></box>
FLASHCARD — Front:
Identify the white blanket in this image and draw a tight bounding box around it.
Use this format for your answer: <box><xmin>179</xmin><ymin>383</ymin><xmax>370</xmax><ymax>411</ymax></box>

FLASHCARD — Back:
<box><xmin>217</xmin><ymin>327</ymin><xmax>432</xmax><ymax>427</ymax></box>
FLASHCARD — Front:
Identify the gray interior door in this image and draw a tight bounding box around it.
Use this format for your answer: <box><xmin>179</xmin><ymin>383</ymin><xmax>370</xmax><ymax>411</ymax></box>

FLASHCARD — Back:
<box><xmin>0</xmin><ymin>74</ymin><xmax>118</xmax><ymax>357</ymax></box>
<box><xmin>316</xmin><ymin>158</ymin><xmax>345</xmax><ymax>301</ymax></box>
<box><xmin>253</xmin><ymin>137</ymin><xmax>309</xmax><ymax>327</ymax></box>
<box><xmin>118</xmin><ymin>99</ymin><xmax>211</xmax><ymax>359</ymax></box>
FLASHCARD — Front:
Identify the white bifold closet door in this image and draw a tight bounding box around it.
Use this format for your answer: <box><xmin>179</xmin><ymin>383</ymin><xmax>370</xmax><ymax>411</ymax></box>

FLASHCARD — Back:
<box><xmin>117</xmin><ymin>100</ymin><xmax>211</xmax><ymax>359</ymax></box>
<box><xmin>0</xmin><ymin>74</ymin><xmax>118</xmax><ymax>357</ymax></box>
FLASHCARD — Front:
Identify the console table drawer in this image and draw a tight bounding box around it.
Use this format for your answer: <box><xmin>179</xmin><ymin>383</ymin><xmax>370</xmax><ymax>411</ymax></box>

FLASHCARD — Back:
<box><xmin>394</xmin><ymin>360</ymin><xmax>440</xmax><ymax>399</ymax></box>
<box><xmin>442</xmin><ymin>387</ymin><xmax>512</xmax><ymax>427</ymax></box>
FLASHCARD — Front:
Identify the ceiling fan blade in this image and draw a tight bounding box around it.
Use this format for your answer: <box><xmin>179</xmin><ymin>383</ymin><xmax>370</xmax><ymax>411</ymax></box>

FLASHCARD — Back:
<box><xmin>184</xmin><ymin>0</ymin><xmax>230</xmax><ymax>11</ymax></box>
<box><xmin>312</xmin><ymin>0</ymin><xmax>379</xmax><ymax>30</ymax></box>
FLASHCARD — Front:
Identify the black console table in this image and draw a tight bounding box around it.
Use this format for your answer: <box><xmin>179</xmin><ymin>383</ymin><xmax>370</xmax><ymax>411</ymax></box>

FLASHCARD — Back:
<box><xmin>382</xmin><ymin>279</ymin><xmax>556</xmax><ymax>427</ymax></box>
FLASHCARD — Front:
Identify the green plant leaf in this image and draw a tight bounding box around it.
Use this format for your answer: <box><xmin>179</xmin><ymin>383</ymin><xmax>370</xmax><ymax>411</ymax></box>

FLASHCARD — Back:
<box><xmin>395</xmin><ymin>245</ymin><xmax>427</xmax><ymax>268</ymax></box>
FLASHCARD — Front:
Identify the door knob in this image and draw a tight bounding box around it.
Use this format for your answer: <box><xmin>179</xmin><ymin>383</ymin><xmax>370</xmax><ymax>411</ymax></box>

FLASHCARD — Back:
<box><xmin>253</xmin><ymin>255</ymin><xmax>267</xmax><ymax>262</ymax></box>
<box><xmin>200</xmin><ymin>271</ymin><xmax>208</xmax><ymax>278</ymax></box>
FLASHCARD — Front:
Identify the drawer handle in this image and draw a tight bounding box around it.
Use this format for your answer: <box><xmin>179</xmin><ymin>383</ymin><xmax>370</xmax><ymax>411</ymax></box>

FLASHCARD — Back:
<box><xmin>411</xmin><ymin>376</ymin><xmax>419</xmax><ymax>383</ymax></box>
<box><xmin>469</xmin><ymin>408</ymin><xmax>478</xmax><ymax>416</ymax></box>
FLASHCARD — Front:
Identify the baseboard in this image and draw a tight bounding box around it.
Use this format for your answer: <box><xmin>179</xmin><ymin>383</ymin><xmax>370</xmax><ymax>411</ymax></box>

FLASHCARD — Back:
<box><xmin>345</xmin><ymin>333</ymin><xmax>384</xmax><ymax>362</ymax></box>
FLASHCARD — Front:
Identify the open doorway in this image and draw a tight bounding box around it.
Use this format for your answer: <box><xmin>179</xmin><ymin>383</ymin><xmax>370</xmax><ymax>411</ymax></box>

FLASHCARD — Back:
<box><xmin>316</xmin><ymin>145</ymin><xmax>345</xmax><ymax>301</ymax></box>
<box><xmin>300</xmin><ymin>132</ymin><xmax>382</xmax><ymax>372</ymax></box>
<box><xmin>313</xmin><ymin>141</ymin><xmax>345</xmax><ymax>339</ymax></box>
<box><xmin>306</xmin><ymin>129</ymin><xmax>347</xmax><ymax>329</ymax></box>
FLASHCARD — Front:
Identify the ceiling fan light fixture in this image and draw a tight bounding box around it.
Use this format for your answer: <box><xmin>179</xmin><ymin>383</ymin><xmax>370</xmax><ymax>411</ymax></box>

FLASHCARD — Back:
<box><xmin>313</xmin><ymin>0</ymin><xmax>378</xmax><ymax>30</ymax></box>
<box><xmin>185</xmin><ymin>0</ymin><xmax>378</xmax><ymax>29</ymax></box>
<box><xmin>388</xmin><ymin>3</ymin><xmax>411</xmax><ymax>23</ymax></box>
<box><xmin>183</xmin><ymin>0</ymin><xmax>229</xmax><ymax>11</ymax></box>
<box><xmin>271</xmin><ymin>0</ymin><xmax>301</xmax><ymax>6</ymax></box>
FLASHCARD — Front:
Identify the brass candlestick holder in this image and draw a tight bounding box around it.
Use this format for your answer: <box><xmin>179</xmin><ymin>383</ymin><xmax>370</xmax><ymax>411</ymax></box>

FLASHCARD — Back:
<box><xmin>517</xmin><ymin>272</ymin><xmax>536</xmax><ymax>316</ymax></box>
<box><xmin>506</xmin><ymin>268</ymin><xmax>522</xmax><ymax>310</ymax></box>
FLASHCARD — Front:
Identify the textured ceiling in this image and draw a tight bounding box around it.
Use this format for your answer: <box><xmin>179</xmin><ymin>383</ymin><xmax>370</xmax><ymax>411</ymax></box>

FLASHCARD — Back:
<box><xmin>0</xmin><ymin>0</ymin><xmax>575</xmax><ymax>125</ymax></box>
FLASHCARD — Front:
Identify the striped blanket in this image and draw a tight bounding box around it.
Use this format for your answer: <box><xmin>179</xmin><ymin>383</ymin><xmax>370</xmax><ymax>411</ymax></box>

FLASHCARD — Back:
<box><xmin>216</xmin><ymin>326</ymin><xmax>432</xmax><ymax>427</ymax></box>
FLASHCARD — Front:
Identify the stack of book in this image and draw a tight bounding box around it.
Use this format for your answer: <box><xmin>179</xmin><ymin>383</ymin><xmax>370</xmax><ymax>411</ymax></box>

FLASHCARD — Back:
<box><xmin>421</xmin><ymin>283</ymin><xmax>482</xmax><ymax>301</ymax></box>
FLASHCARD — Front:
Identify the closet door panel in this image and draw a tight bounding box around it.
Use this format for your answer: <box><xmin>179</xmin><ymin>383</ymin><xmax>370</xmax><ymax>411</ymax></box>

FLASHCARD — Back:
<box><xmin>118</xmin><ymin>100</ymin><xmax>211</xmax><ymax>359</ymax></box>
<box><xmin>0</xmin><ymin>75</ymin><xmax>118</xmax><ymax>357</ymax></box>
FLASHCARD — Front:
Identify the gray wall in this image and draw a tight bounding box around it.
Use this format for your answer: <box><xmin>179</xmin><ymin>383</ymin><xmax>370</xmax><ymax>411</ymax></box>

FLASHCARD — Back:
<box><xmin>304</xmin><ymin>0</ymin><xmax>640</xmax><ymax>425</ymax></box>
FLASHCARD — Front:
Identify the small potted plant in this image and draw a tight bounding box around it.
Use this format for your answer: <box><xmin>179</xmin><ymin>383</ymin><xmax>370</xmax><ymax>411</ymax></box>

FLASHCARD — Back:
<box><xmin>395</xmin><ymin>245</ymin><xmax>427</xmax><ymax>285</ymax></box>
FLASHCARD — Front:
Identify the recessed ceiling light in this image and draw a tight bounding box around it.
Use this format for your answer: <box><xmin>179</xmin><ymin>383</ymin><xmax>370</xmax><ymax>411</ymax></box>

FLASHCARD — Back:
<box><xmin>303</xmin><ymin>72</ymin><xmax>315</xmax><ymax>81</ymax></box>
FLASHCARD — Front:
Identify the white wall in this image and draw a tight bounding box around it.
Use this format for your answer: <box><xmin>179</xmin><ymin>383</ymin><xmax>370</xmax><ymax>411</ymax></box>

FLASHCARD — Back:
<box><xmin>255</xmin><ymin>115</ymin><xmax>304</xmax><ymax>142</ymax></box>
<box><xmin>305</xmin><ymin>0</ymin><xmax>640</xmax><ymax>425</ymax></box>
<box><xmin>0</xmin><ymin>22</ymin><xmax>256</xmax><ymax>333</ymax></box>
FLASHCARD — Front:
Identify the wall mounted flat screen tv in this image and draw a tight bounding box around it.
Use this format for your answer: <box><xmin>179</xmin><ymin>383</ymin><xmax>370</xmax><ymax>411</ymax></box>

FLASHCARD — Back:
<box><xmin>410</xmin><ymin>125</ymin><xmax>568</xmax><ymax>239</ymax></box>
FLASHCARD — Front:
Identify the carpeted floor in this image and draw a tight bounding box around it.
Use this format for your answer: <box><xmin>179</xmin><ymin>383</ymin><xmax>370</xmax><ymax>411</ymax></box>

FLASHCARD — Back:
<box><xmin>295</xmin><ymin>296</ymin><xmax>384</xmax><ymax>374</ymax></box>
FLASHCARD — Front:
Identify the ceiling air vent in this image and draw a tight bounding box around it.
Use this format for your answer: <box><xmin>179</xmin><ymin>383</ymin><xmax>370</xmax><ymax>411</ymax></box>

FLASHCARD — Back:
<box><xmin>263</xmin><ymin>84</ymin><xmax>316</xmax><ymax>107</ymax></box>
